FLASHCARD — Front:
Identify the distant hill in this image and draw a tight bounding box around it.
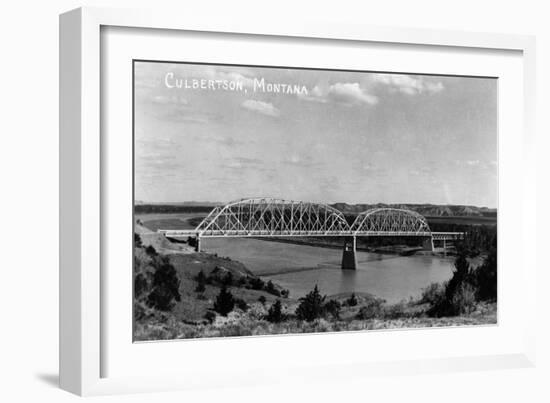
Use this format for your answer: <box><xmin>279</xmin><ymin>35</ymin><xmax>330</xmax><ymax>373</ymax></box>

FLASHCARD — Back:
<box><xmin>136</xmin><ymin>201</ymin><xmax>496</xmax><ymax>218</ymax></box>
<box><xmin>330</xmin><ymin>203</ymin><xmax>497</xmax><ymax>217</ymax></box>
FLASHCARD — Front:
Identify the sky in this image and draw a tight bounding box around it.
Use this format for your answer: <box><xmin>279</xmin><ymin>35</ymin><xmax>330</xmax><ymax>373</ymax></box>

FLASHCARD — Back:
<box><xmin>134</xmin><ymin>61</ymin><xmax>497</xmax><ymax>208</ymax></box>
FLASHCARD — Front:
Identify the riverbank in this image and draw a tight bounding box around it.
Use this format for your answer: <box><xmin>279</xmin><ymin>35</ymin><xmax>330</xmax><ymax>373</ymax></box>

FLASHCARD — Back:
<box><xmin>134</xmin><ymin>299</ymin><xmax>497</xmax><ymax>341</ymax></box>
<box><xmin>134</xmin><ymin>238</ymin><xmax>495</xmax><ymax>341</ymax></box>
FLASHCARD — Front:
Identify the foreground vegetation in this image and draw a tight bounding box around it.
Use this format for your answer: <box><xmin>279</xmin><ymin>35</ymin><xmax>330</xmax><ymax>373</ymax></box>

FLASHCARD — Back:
<box><xmin>134</xmin><ymin>229</ymin><xmax>497</xmax><ymax>341</ymax></box>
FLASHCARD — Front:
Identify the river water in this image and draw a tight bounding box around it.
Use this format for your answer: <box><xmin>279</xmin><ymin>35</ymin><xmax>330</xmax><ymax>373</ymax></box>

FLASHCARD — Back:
<box><xmin>201</xmin><ymin>238</ymin><xmax>454</xmax><ymax>303</ymax></box>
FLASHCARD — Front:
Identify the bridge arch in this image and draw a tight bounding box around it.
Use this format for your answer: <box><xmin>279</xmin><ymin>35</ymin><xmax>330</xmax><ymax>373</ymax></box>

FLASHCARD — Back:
<box><xmin>196</xmin><ymin>197</ymin><xmax>351</xmax><ymax>236</ymax></box>
<box><xmin>350</xmin><ymin>208</ymin><xmax>431</xmax><ymax>235</ymax></box>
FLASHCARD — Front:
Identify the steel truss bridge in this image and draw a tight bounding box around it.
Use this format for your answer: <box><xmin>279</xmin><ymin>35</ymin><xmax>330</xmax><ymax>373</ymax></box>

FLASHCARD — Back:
<box><xmin>158</xmin><ymin>198</ymin><xmax>463</xmax><ymax>269</ymax></box>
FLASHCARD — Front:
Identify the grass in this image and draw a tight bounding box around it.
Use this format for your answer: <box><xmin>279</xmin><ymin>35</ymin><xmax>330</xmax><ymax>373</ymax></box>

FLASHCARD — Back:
<box><xmin>134</xmin><ymin>301</ymin><xmax>497</xmax><ymax>341</ymax></box>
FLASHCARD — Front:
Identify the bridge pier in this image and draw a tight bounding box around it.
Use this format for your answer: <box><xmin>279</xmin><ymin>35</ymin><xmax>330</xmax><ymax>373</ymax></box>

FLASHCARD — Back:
<box><xmin>195</xmin><ymin>235</ymin><xmax>201</xmax><ymax>252</ymax></box>
<box><xmin>422</xmin><ymin>236</ymin><xmax>434</xmax><ymax>252</ymax></box>
<box><xmin>341</xmin><ymin>236</ymin><xmax>357</xmax><ymax>270</ymax></box>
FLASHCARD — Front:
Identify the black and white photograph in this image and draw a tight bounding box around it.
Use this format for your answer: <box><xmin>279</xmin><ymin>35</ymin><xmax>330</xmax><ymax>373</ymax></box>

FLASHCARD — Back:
<box><xmin>133</xmin><ymin>60</ymin><xmax>498</xmax><ymax>341</ymax></box>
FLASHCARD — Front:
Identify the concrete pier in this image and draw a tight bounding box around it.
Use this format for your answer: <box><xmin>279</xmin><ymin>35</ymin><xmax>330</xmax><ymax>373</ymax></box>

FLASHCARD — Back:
<box><xmin>341</xmin><ymin>236</ymin><xmax>357</xmax><ymax>270</ymax></box>
<box><xmin>195</xmin><ymin>235</ymin><xmax>201</xmax><ymax>252</ymax></box>
<box><xmin>422</xmin><ymin>236</ymin><xmax>434</xmax><ymax>252</ymax></box>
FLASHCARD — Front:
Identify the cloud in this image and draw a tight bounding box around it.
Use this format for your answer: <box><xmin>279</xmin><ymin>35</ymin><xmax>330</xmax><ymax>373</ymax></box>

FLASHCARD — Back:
<box><xmin>328</xmin><ymin>83</ymin><xmax>379</xmax><ymax>105</ymax></box>
<box><xmin>297</xmin><ymin>85</ymin><xmax>329</xmax><ymax>103</ymax></box>
<box><xmin>223</xmin><ymin>156</ymin><xmax>266</xmax><ymax>171</ymax></box>
<box><xmin>370</xmin><ymin>74</ymin><xmax>444</xmax><ymax>95</ymax></box>
<box><xmin>299</xmin><ymin>83</ymin><xmax>378</xmax><ymax>106</ymax></box>
<box><xmin>151</xmin><ymin>94</ymin><xmax>188</xmax><ymax>105</ymax></box>
<box><xmin>283</xmin><ymin>154</ymin><xmax>320</xmax><ymax>167</ymax></box>
<box><xmin>241</xmin><ymin>100</ymin><xmax>280</xmax><ymax>117</ymax></box>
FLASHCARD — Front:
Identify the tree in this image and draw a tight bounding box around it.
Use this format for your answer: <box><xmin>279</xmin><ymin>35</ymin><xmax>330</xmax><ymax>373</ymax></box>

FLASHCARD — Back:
<box><xmin>474</xmin><ymin>247</ymin><xmax>497</xmax><ymax>301</ymax></box>
<box><xmin>258</xmin><ymin>295</ymin><xmax>266</xmax><ymax>305</ymax></box>
<box><xmin>296</xmin><ymin>285</ymin><xmax>325</xmax><ymax>322</ymax></box>
<box><xmin>134</xmin><ymin>233</ymin><xmax>142</xmax><ymax>248</ymax></box>
<box><xmin>324</xmin><ymin>299</ymin><xmax>341</xmax><ymax>319</ymax></box>
<box><xmin>264</xmin><ymin>280</ymin><xmax>280</xmax><ymax>296</ymax></box>
<box><xmin>266</xmin><ymin>300</ymin><xmax>283</xmax><ymax>323</ymax></box>
<box><xmin>195</xmin><ymin>270</ymin><xmax>207</xmax><ymax>293</ymax></box>
<box><xmin>146</xmin><ymin>257</ymin><xmax>181</xmax><ymax>311</ymax></box>
<box><xmin>145</xmin><ymin>245</ymin><xmax>158</xmax><ymax>256</ymax></box>
<box><xmin>222</xmin><ymin>271</ymin><xmax>233</xmax><ymax>287</ymax></box>
<box><xmin>346</xmin><ymin>293</ymin><xmax>358</xmax><ymax>307</ymax></box>
<box><xmin>248</xmin><ymin>276</ymin><xmax>265</xmax><ymax>290</ymax></box>
<box><xmin>428</xmin><ymin>251</ymin><xmax>476</xmax><ymax>317</ymax></box>
<box><xmin>213</xmin><ymin>286</ymin><xmax>235</xmax><ymax>316</ymax></box>
<box><xmin>445</xmin><ymin>252</ymin><xmax>473</xmax><ymax>303</ymax></box>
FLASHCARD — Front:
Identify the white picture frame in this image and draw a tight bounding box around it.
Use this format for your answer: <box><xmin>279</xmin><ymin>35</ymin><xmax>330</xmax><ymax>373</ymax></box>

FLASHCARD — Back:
<box><xmin>59</xmin><ymin>6</ymin><xmax>537</xmax><ymax>396</ymax></box>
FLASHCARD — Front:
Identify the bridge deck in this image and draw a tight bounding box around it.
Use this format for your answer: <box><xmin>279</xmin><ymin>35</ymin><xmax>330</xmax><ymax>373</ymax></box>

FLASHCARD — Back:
<box><xmin>158</xmin><ymin>230</ymin><xmax>463</xmax><ymax>240</ymax></box>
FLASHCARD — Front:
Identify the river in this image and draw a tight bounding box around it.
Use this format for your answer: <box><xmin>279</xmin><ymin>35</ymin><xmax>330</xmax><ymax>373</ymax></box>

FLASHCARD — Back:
<box><xmin>201</xmin><ymin>238</ymin><xmax>454</xmax><ymax>303</ymax></box>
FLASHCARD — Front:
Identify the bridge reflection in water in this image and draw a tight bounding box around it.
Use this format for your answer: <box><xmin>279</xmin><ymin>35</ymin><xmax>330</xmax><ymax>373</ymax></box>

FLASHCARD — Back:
<box><xmin>158</xmin><ymin>198</ymin><xmax>463</xmax><ymax>270</ymax></box>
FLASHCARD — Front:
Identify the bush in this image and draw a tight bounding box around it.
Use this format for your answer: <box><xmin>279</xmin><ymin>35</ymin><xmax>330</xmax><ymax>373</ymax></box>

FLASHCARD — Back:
<box><xmin>258</xmin><ymin>295</ymin><xmax>267</xmax><ymax>305</ymax></box>
<box><xmin>145</xmin><ymin>245</ymin><xmax>158</xmax><ymax>256</ymax></box>
<box><xmin>383</xmin><ymin>301</ymin><xmax>411</xmax><ymax>319</ymax></box>
<box><xmin>204</xmin><ymin>311</ymin><xmax>216</xmax><ymax>323</ymax></box>
<box><xmin>195</xmin><ymin>269</ymin><xmax>207</xmax><ymax>293</ymax></box>
<box><xmin>213</xmin><ymin>286</ymin><xmax>235</xmax><ymax>316</ymax></box>
<box><xmin>474</xmin><ymin>247</ymin><xmax>497</xmax><ymax>301</ymax></box>
<box><xmin>420</xmin><ymin>283</ymin><xmax>446</xmax><ymax>306</ymax></box>
<box><xmin>345</xmin><ymin>293</ymin><xmax>358</xmax><ymax>307</ymax></box>
<box><xmin>356</xmin><ymin>298</ymin><xmax>384</xmax><ymax>320</ymax></box>
<box><xmin>266</xmin><ymin>300</ymin><xmax>283</xmax><ymax>323</ymax></box>
<box><xmin>324</xmin><ymin>299</ymin><xmax>341</xmax><ymax>320</ymax></box>
<box><xmin>222</xmin><ymin>271</ymin><xmax>234</xmax><ymax>287</ymax></box>
<box><xmin>248</xmin><ymin>276</ymin><xmax>265</xmax><ymax>290</ymax></box>
<box><xmin>146</xmin><ymin>257</ymin><xmax>181</xmax><ymax>311</ymax></box>
<box><xmin>235</xmin><ymin>298</ymin><xmax>249</xmax><ymax>312</ymax></box>
<box><xmin>427</xmin><ymin>251</ymin><xmax>478</xmax><ymax>317</ymax></box>
<box><xmin>296</xmin><ymin>285</ymin><xmax>325</xmax><ymax>322</ymax></box>
<box><xmin>134</xmin><ymin>233</ymin><xmax>142</xmax><ymax>248</ymax></box>
<box><xmin>450</xmin><ymin>283</ymin><xmax>477</xmax><ymax>315</ymax></box>
<box><xmin>264</xmin><ymin>280</ymin><xmax>280</xmax><ymax>296</ymax></box>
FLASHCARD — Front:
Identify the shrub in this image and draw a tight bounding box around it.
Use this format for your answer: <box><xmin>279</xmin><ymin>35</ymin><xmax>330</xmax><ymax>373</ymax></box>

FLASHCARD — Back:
<box><xmin>146</xmin><ymin>257</ymin><xmax>181</xmax><ymax>311</ymax></box>
<box><xmin>235</xmin><ymin>298</ymin><xmax>249</xmax><ymax>312</ymax></box>
<box><xmin>258</xmin><ymin>295</ymin><xmax>267</xmax><ymax>305</ymax></box>
<box><xmin>428</xmin><ymin>251</ymin><xmax>478</xmax><ymax>317</ymax></box>
<box><xmin>134</xmin><ymin>233</ymin><xmax>142</xmax><ymax>248</ymax></box>
<box><xmin>195</xmin><ymin>269</ymin><xmax>207</xmax><ymax>293</ymax></box>
<box><xmin>356</xmin><ymin>298</ymin><xmax>384</xmax><ymax>320</ymax></box>
<box><xmin>204</xmin><ymin>311</ymin><xmax>216</xmax><ymax>323</ymax></box>
<box><xmin>248</xmin><ymin>276</ymin><xmax>265</xmax><ymax>290</ymax></box>
<box><xmin>225</xmin><ymin>272</ymin><xmax>234</xmax><ymax>286</ymax></box>
<box><xmin>134</xmin><ymin>272</ymin><xmax>149</xmax><ymax>300</ymax></box>
<box><xmin>264</xmin><ymin>280</ymin><xmax>280</xmax><ymax>296</ymax></box>
<box><xmin>324</xmin><ymin>299</ymin><xmax>341</xmax><ymax>319</ymax></box>
<box><xmin>420</xmin><ymin>283</ymin><xmax>446</xmax><ymax>306</ymax></box>
<box><xmin>474</xmin><ymin>247</ymin><xmax>497</xmax><ymax>301</ymax></box>
<box><xmin>213</xmin><ymin>286</ymin><xmax>235</xmax><ymax>316</ymax></box>
<box><xmin>145</xmin><ymin>245</ymin><xmax>158</xmax><ymax>256</ymax></box>
<box><xmin>280</xmin><ymin>289</ymin><xmax>290</xmax><ymax>298</ymax></box>
<box><xmin>450</xmin><ymin>283</ymin><xmax>477</xmax><ymax>315</ymax></box>
<box><xmin>296</xmin><ymin>285</ymin><xmax>325</xmax><ymax>322</ymax></box>
<box><xmin>266</xmin><ymin>300</ymin><xmax>283</xmax><ymax>323</ymax></box>
<box><xmin>383</xmin><ymin>301</ymin><xmax>411</xmax><ymax>319</ymax></box>
<box><xmin>345</xmin><ymin>293</ymin><xmax>358</xmax><ymax>307</ymax></box>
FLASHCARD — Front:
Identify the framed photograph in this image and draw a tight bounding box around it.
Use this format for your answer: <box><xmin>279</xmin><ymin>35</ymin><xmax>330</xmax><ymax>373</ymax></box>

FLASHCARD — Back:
<box><xmin>60</xmin><ymin>7</ymin><xmax>537</xmax><ymax>396</ymax></box>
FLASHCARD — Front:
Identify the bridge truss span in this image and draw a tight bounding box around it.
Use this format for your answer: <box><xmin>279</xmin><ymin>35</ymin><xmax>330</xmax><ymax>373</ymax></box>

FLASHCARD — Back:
<box><xmin>350</xmin><ymin>207</ymin><xmax>432</xmax><ymax>236</ymax></box>
<box><xmin>195</xmin><ymin>198</ymin><xmax>351</xmax><ymax>237</ymax></box>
